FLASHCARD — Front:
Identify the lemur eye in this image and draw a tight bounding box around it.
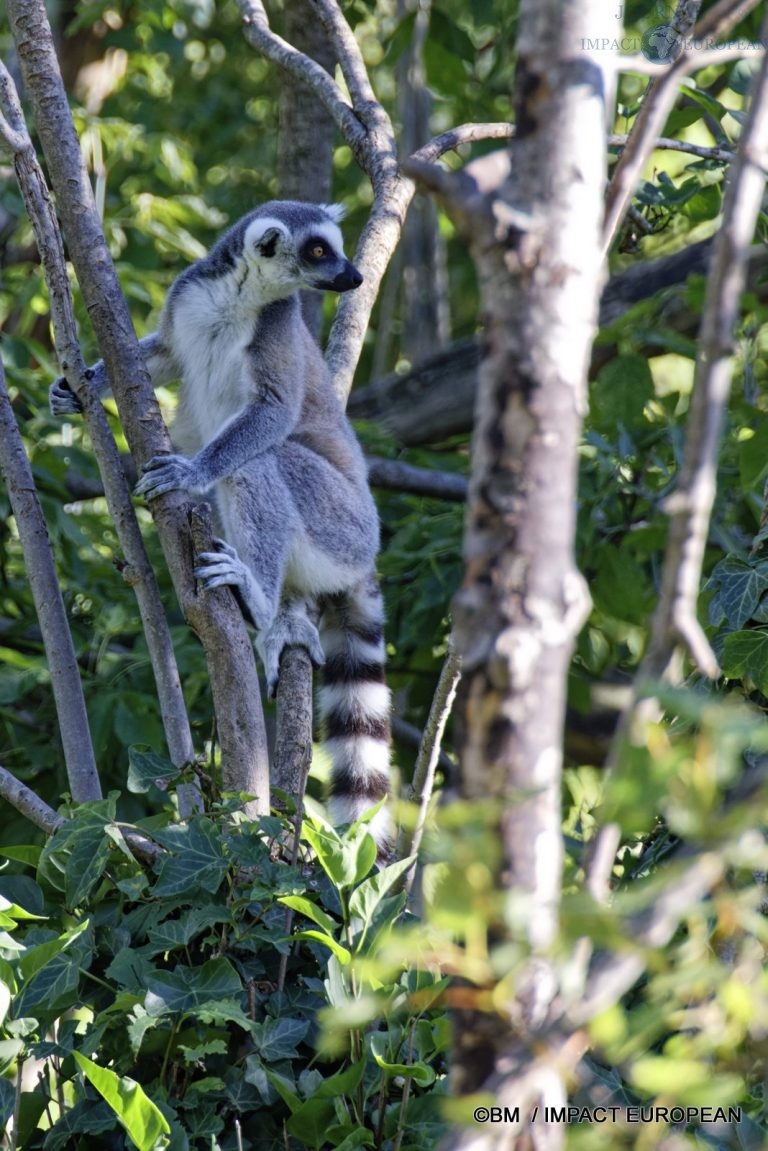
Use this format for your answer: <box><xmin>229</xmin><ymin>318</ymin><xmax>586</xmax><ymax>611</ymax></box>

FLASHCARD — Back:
<box><xmin>311</xmin><ymin>243</ymin><xmax>327</xmax><ymax>259</ymax></box>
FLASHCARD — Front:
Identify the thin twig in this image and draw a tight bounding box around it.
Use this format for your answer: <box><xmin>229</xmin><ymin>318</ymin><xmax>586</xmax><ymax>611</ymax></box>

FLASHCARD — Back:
<box><xmin>608</xmin><ymin>133</ymin><xmax>736</xmax><ymax>163</ymax></box>
<box><xmin>414</xmin><ymin>121</ymin><xmax>514</xmax><ymax>164</ymax></box>
<box><xmin>237</xmin><ymin>0</ymin><xmax>365</xmax><ymax>154</ymax></box>
<box><xmin>399</xmin><ymin>638</ymin><xmax>461</xmax><ymax>894</ymax></box>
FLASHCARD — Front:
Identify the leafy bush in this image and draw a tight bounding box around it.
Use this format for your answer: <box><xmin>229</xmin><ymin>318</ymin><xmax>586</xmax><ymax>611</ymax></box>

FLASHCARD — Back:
<box><xmin>0</xmin><ymin>786</ymin><xmax>448</xmax><ymax>1150</ymax></box>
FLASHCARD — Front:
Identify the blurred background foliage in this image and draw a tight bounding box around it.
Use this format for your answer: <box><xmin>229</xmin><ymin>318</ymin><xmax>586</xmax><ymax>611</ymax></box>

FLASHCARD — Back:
<box><xmin>0</xmin><ymin>0</ymin><xmax>767</xmax><ymax>1143</ymax></box>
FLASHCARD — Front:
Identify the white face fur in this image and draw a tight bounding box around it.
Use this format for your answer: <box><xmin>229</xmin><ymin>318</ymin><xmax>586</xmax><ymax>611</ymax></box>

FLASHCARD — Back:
<box><xmin>241</xmin><ymin>214</ymin><xmax>348</xmax><ymax>296</ymax></box>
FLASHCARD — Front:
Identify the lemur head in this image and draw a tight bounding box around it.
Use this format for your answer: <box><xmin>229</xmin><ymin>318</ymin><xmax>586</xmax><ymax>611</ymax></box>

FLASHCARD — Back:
<box><xmin>237</xmin><ymin>201</ymin><xmax>363</xmax><ymax>298</ymax></box>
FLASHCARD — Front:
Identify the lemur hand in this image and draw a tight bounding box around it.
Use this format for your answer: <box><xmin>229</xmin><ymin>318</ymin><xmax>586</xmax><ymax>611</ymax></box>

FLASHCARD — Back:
<box><xmin>49</xmin><ymin>378</ymin><xmax>83</xmax><ymax>416</ymax></box>
<box><xmin>135</xmin><ymin>453</ymin><xmax>203</xmax><ymax>499</ymax></box>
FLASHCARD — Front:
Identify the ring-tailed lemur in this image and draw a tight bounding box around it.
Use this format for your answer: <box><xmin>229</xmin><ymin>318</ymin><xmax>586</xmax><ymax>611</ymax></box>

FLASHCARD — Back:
<box><xmin>50</xmin><ymin>201</ymin><xmax>391</xmax><ymax>845</ymax></box>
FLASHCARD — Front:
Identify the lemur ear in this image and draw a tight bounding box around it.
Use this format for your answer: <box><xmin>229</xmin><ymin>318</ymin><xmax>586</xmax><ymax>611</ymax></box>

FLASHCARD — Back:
<box><xmin>244</xmin><ymin>218</ymin><xmax>289</xmax><ymax>258</ymax></box>
<box><xmin>321</xmin><ymin>203</ymin><xmax>346</xmax><ymax>224</ymax></box>
<box><xmin>256</xmin><ymin>226</ymin><xmax>285</xmax><ymax>258</ymax></box>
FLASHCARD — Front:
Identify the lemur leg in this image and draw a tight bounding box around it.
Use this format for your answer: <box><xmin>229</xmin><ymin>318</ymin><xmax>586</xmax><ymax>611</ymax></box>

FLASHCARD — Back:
<box><xmin>193</xmin><ymin>457</ymin><xmax>324</xmax><ymax>693</ymax></box>
<box><xmin>276</xmin><ymin>442</ymin><xmax>380</xmax><ymax>590</ymax></box>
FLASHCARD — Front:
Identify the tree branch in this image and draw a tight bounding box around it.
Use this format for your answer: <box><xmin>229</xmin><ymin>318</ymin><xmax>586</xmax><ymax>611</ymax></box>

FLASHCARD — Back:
<box><xmin>399</xmin><ymin>637</ymin><xmax>461</xmax><ymax>894</ymax></box>
<box><xmin>0</xmin><ymin>58</ymin><xmax>200</xmax><ymax>814</ymax></box>
<box><xmin>0</xmin><ymin>361</ymin><xmax>102</xmax><ymax>802</ymax></box>
<box><xmin>414</xmin><ymin>122</ymin><xmax>514</xmax><ymax>164</ymax></box>
<box><xmin>608</xmin><ymin>132</ymin><xmax>736</xmax><ymax>163</ymax></box>
<box><xmin>7</xmin><ymin>0</ymin><xmax>270</xmax><ymax>816</ymax></box>
<box><xmin>366</xmin><ymin>457</ymin><xmax>468</xmax><ymax>501</ymax></box>
<box><xmin>0</xmin><ymin>765</ymin><xmax>66</xmax><ymax>837</ymax></box>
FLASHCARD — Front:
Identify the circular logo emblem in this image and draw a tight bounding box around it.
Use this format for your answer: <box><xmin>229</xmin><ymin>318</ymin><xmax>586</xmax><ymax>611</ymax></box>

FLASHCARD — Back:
<box><xmin>641</xmin><ymin>24</ymin><xmax>683</xmax><ymax>62</ymax></box>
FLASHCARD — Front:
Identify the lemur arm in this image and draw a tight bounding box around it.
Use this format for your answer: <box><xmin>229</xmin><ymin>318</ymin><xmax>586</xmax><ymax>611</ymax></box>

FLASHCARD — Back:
<box><xmin>49</xmin><ymin>332</ymin><xmax>179</xmax><ymax>415</ymax></box>
<box><xmin>135</xmin><ymin>364</ymin><xmax>305</xmax><ymax>500</ymax></box>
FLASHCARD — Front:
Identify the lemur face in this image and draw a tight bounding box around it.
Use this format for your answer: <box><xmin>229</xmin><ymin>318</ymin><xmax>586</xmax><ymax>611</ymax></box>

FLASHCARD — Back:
<box><xmin>241</xmin><ymin>212</ymin><xmax>363</xmax><ymax>295</ymax></box>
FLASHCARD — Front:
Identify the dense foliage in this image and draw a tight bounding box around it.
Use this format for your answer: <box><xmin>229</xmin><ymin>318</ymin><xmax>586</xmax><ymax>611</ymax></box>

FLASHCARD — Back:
<box><xmin>0</xmin><ymin>0</ymin><xmax>767</xmax><ymax>1148</ymax></box>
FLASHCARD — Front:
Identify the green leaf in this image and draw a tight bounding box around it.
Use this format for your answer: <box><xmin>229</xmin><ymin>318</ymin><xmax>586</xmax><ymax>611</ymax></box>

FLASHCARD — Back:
<box><xmin>278</xmin><ymin>895</ymin><xmax>340</xmax><ymax>937</ymax></box>
<box><xmin>738</xmin><ymin>421</ymin><xmax>768</xmax><ymax>491</ymax></box>
<box><xmin>0</xmin><ymin>845</ymin><xmax>41</xmax><ymax>867</ymax></box>
<box><xmin>14</xmin><ymin>952</ymin><xmax>81</xmax><ymax>1018</ymax></box>
<box><xmin>145</xmin><ymin>958</ymin><xmax>241</xmax><ymax>1016</ymax></box>
<box><xmin>127</xmin><ymin>746</ymin><xmax>179</xmax><ymax>794</ymax></box>
<box><xmin>630</xmin><ymin>1055</ymin><xmax>742</xmax><ymax>1105</ymax></box>
<box><xmin>150</xmin><ymin>818</ymin><xmax>228</xmax><ymax>897</ymax></box>
<box><xmin>144</xmin><ymin>906</ymin><xmax>230</xmax><ymax>957</ymax></box>
<box><xmin>313</xmin><ymin>1058</ymin><xmax>366</xmax><ymax>1099</ymax></box>
<box><xmin>250</xmin><ymin>1016</ymin><xmax>310</xmax><ymax>1061</ymax></box>
<box><xmin>19</xmin><ymin>919</ymin><xmax>90</xmax><ymax>981</ymax></box>
<box><xmin>286</xmin><ymin>1097</ymin><xmax>337</xmax><ymax>1150</ymax></box>
<box><xmin>348</xmin><ymin>855</ymin><xmax>414</xmax><ymax>938</ymax></box>
<box><xmin>722</xmin><ymin>629</ymin><xmax>768</xmax><ymax>693</ymax></box>
<box><xmin>294</xmin><ymin>930</ymin><xmax>352</xmax><ymax>965</ymax></box>
<box><xmin>728</xmin><ymin>57</ymin><xmax>762</xmax><ymax>96</ymax></box>
<box><xmin>591</xmin><ymin>355</ymin><xmax>654</xmax><ymax>431</ymax></box>
<box><xmin>301</xmin><ymin>811</ymin><xmax>379</xmax><ymax>893</ymax></box>
<box><xmin>369</xmin><ymin>1032</ymin><xmax>436</xmax><ymax>1086</ymax></box>
<box><xmin>707</xmin><ymin>557</ymin><xmax>768</xmax><ymax>629</ymax></box>
<box><xmin>73</xmin><ymin>1051</ymin><xmax>170</xmax><ymax>1151</ymax></box>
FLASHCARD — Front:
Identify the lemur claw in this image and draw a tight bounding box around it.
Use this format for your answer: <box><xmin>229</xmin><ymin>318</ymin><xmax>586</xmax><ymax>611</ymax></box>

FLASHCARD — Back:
<box><xmin>49</xmin><ymin>378</ymin><xmax>83</xmax><ymax>416</ymax></box>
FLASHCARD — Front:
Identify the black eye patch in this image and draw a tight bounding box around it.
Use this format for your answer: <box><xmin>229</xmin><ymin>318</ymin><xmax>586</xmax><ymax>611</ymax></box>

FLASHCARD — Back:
<box><xmin>302</xmin><ymin>237</ymin><xmax>332</xmax><ymax>261</ymax></box>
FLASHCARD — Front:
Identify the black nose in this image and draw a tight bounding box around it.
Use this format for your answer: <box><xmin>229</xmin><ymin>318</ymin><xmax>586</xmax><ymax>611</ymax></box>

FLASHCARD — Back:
<box><xmin>334</xmin><ymin>262</ymin><xmax>363</xmax><ymax>292</ymax></box>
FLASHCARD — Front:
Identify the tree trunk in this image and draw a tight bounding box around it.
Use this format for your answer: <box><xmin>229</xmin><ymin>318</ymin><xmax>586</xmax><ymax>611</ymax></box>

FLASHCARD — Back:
<box><xmin>408</xmin><ymin>2</ymin><xmax>615</xmax><ymax>1144</ymax></box>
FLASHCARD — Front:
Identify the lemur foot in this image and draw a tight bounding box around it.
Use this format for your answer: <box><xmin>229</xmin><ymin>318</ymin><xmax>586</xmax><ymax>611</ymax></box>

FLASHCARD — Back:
<box><xmin>49</xmin><ymin>377</ymin><xmax>83</xmax><ymax>416</ymax></box>
<box><xmin>257</xmin><ymin>602</ymin><xmax>325</xmax><ymax>699</ymax></box>
<box><xmin>194</xmin><ymin>538</ymin><xmax>271</xmax><ymax>632</ymax></box>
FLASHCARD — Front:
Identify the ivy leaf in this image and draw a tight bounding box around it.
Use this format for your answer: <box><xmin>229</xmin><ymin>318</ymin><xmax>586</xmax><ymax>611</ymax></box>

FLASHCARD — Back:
<box><xmin>150</xmin><ymin>819</ymin><xmax>228</xmax><ymax>897</ymax></box>
<box><xmin>127</xmin><ymin>746</ymin><xmax>178</xmax><ymax>794</ymax></box>
<box><xmin>73</xmin><ymin>1051</ymin><xmax>170</xmax><ymax>1151</ymax></box>
<box><xmin>707</xmin><ymin>558</ymin><xmax>768</xmax><ymax>630</ymax></box>
<box><xmin>145</xmin><ymin>958</ymin><xmax>241</xmax><ymax>1016</ymax></box>
<box><xmin>250</xmin><ymin>1016</ymin><xmax>310</xmax><ymax>1061</ymax></box>
<box><xmin>722</xmin><ymin>630</ymin><xmax>768</xmax><ymax>693</ymax></box>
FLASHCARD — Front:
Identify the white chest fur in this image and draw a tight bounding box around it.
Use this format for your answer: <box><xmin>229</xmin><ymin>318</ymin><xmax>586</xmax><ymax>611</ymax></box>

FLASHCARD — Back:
<box><xmin>169</xmin><ymin>276</ymin><xmax>258</xmax><ymax>455</ymax></box>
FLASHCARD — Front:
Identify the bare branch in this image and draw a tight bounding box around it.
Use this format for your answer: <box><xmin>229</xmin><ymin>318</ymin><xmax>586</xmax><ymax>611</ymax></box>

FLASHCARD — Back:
<box><xmin>0</xmin><ymin>59</ymin><xmax>199</xmax><ymax>812</ymax></box>
<box><xmin>307</xmin><ymin>0</ymin><xmax>378</xmax><ymax>110</ymax></box>
<box><xmin>0</xmin><ymin>765</ymin><xmax>66</xmax><ymax>836</ymax></box>
<box><xmin>236</xmin><ymin>0</ymin><xmax>365</xmax><ymax>154</ymax></box>
<box><xmin>414</xmin><ymin>122</ymin><xmax>514</xmax><ymax>164</ymax></box>
<box><xmin>8</xmin><ymin>0</ymin><xmax>270</xmax><ymax>816</ymax></box>
<box><xmin>603</xmin><ymin>0</ymin><xmax>765</xmax><ymax>251</ymax></box>
<box><xmin>608</xmin><ymin>132</ymin><xmax>736</xmax><ymax>162</ymax></box>
<box><xmin>366</xmin><ymin>457</ymin><xmax>468</xmax><ymax>501</ymax></box>
<box><xmin>399</xmin><ymin>638</ymin><xmax>461</xmax><ymax>894</ymax></box>
<box><xmin>0</xmin><ymin>362</ymin><xmax>101</xmax><ymax>802</ymax></box>
<box><xmin>573</xmin><ymin>853</ymin><xmax>726</xmax><ymax>1024</ymax></box>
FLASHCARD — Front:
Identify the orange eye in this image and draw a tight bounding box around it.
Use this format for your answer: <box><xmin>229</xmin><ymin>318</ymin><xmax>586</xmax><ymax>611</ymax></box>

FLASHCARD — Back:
<box><xmin>311</xmin><ymin>244</ymin><xmax>326</xmax><ymax>258</ymax></box>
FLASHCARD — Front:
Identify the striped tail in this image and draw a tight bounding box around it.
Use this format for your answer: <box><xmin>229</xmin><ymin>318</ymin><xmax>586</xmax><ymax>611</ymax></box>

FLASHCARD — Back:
<box><xmin>318</xmin><ymin>571</ymin><xmax>392</xmax><ymax>849</ymax></box>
